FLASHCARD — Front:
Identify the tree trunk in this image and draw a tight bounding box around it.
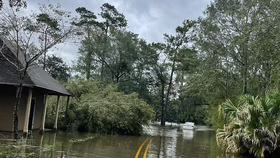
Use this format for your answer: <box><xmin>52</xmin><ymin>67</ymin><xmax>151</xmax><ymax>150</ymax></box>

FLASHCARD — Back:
<box><xmin>13</xmin><ymin>30</ymin><xmax>26</xmax><ymax>139</ymax></box>
<box><xmin>86</xmin><ymin>27</ymin><xmax>92</xmax><ymax>80</ymax></box>
<box><xmin>160</xmin><ymin>84</ymin><xmax>165</xmax><ymax>126</ymax></box>
<box><xmin>13</xmin><ymin>83</ymin><xmax>22</xmax><ymax>139</ymax></box>
<box><xmin>243</xmin><ymin>63</ymin><xmax>248</xmax><ymax>94</ymax></box>
<box><xmin>225</xmin><ymin>57</ymin><xmax>229</xmax><ymax>99</ymax></box>
<box><xmin>65</xmin><ymin>96</ymin><xmax>70</xmax><ymax>129</ymax></box>
<box><xmin>43</xmin><ymin>33</ymin><xmax>47</xmax><ymax>70</ymax></box>
<box><xmin>13</xmin><ymin>66</ymin><xmax>28</xmax><ymax>139</ymax></box>
<box><xmin>178</xmin><ymin>71</ymin><xmax>184</xmax><ymax>124</ymax></box>
<box><xmin>86</xmin><ymin>52</ymin><xmax>91</xmax><ymax>80</ymax></box>
<box><xmin>243</xmin><ymin>40</ymin><xmax>248</xmax><ymax>95</ymax></box>
<box><xmin>101</xmin><ymin>25</ymin><xmax>109</xmax><ymax>80</ymax></box>
<box><xmin>163</xmin><ymin>52</ymin><xmax>177</xmax><ymax>126</ymax></box>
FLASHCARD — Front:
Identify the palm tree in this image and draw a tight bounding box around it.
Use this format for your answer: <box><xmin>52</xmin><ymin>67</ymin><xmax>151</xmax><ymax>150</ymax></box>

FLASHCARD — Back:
<box><xmin>217</xmin><ymin>92</ymin><xmax>280</xmax><ymax>158</ymax></box>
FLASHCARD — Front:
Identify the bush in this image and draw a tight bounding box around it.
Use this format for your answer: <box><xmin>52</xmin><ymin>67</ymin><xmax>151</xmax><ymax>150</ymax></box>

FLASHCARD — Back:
<box><xmin>46</xmin><ymin>79</ymin><xmax>154</xmax><ymax>135</ymax></box>
<box><xmin>45</xmin><ymin>96</ymin><xmax>68</xmax><ymax>130</ymax></box>
<box><xmin>216</xmin><ymin>91</ymin><xmax>280</xmax><ymax>158</ymax></box>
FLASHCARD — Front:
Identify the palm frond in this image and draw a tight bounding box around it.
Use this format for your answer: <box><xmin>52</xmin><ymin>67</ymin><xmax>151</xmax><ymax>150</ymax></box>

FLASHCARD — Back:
<box><xmin>217</xmin><ymin>91</ymin><xmax>280</xmax><ymax>157</ymax></box>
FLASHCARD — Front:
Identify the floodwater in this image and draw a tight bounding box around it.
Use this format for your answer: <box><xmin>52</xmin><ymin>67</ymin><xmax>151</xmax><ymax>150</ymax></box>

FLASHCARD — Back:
<box><xmin>0</xmin><ymin>125</ymin><xmax>245</xmax><ymax>158</ymax></box>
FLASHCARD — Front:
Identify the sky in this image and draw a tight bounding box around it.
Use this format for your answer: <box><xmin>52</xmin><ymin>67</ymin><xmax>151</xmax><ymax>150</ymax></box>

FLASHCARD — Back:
<box><xmin>26</xmin><ymin>0</ymin><xmax>212</xmax><ymax>66</ymax></box>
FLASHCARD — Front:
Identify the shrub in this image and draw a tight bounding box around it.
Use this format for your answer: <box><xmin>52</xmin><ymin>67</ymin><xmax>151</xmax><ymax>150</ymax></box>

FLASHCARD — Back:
<box><xmin>216</xmin><ymin>92</ymin><xmax>280</xmax><ymax>158</ymax></box>
<box><xmin>46</xmin><ymin>79</ymin><xmax>154</xmax><ymax>135</ymax></box>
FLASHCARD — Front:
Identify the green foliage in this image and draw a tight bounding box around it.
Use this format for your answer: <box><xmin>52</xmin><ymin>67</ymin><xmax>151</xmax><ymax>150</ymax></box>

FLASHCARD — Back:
<box><xmin>73</xmin><ymin>4</ymin><xmax>129</xmax><ymax>80</ymax></box>
<box><xmin>45</xmin><ymin>54</ymin><xmax>70</xmax><ymax>82</ymax></box>
<box><xmin>45</xmin><ymin>96</ymin><xmax>58</xmax><ymax>129</ymax></box>
<box><xmin>100</xmin><ymin>3</ymin><xmax>127</xmax><ymax>29</ymax></box>
<box><xmin>217</xmin><ymin>91</ymin><xmax>280</xmax><ymax>158</ymax></box>
<box><xmin>36</xmin><ymin>13</ymin><xmax>59</xmax><ymax>30</ymax></box>
<box><xmin>72</xmin><ymin>4</ymin><xmax>162</xmax><ymax>116</ymax></box>
<box><xmin>157</xmin><ymin>20</ymin><xmax>196</xmax><ymax>125</ymax></box>
<box><xmin>35</xmin><ymin>54</ymin><xmax>70</xmax><ymax>82</ymax></box>
<box><xmin>210</xmin><ymin>105</ymin><xmax>225</xmax><ymax>129</ymax></box>
<box><xmin>72</xmin><ymin>7</ymin><xmax>97</xmax><ymax>27</ymax></box>
<box><xmin>71</xmin><ymin>3</ymin><xmax>213</xmax><ymax>127</ymax></box>
<box><xmin>195</xmin><ymin>104</ymin><xmax>211</xmax><ymax>125</ymax></box>
<box><xmin>181</xmin><ymin>0</ymin><xmax>280</xmax><ymax>129</ymax></box>
<box><xmin>46</xmin><ymin>79</ymin><xmax>154</xmax><ymax>135</ymax></box>
<box><xmin>178</xmin><ymin>95</ymin><xmax>209</xmax><ymax>125</ymax></box>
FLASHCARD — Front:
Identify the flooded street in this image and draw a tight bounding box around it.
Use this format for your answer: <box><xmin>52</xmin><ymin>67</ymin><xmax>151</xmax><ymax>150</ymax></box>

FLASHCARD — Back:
<box><xmin>0</xmin><ymin>125</ymin><xmax>244</xmax><ymax>158</ymax></box>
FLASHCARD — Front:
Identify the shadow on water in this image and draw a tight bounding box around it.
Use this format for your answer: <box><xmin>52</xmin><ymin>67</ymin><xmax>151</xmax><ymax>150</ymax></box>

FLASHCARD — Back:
<box><xmin>0</xmin><ymin>126</ymin><xmax>249</xmax><ymax>158</ymax></box>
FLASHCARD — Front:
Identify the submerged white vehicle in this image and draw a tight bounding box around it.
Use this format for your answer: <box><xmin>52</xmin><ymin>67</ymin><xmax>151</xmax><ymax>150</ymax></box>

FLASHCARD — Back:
<box><xmin>182</xmin><ymin>122</ymin><xmax>196</xmax><ymax>130</ymax></box>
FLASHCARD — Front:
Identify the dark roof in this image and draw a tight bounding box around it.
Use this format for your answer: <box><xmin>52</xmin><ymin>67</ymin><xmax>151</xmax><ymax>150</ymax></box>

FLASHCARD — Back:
<box><xmin>0</xmin><ymin>37</ymin><xmax>72</xmax><ymax>96</ymax></box>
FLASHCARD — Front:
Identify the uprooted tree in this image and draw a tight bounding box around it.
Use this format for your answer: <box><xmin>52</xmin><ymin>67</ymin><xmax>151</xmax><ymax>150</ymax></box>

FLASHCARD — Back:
<box><xmin>0</xmin><ymin>3</ymin><xmax>74</xmax><ymax>139</ymax></box>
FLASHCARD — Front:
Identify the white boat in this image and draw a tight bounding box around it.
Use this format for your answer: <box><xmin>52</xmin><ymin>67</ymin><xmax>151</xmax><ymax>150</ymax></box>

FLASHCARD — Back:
<box><xmin>182</xmin><ymin>122</ymin><xmax>196</xmax><ymax>130</ymax></box>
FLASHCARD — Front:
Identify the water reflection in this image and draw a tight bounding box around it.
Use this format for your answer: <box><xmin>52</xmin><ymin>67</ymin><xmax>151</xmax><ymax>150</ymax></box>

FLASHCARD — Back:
<box><xmin>0</xmin><ymin>125</ymin><xmax>247</xmax><ymax>158</ymax></box>
<box><xmin>182</xmin><ymin>130</ymin><xmax>194</xmax><ymax>140</ymax></box>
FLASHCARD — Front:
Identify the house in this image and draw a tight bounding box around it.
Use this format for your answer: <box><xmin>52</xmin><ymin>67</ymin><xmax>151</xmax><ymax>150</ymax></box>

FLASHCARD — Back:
<box><xmin>0</xmin><ymin>37</ymin><xmax>72</xmax><ymax>133</ymax></box>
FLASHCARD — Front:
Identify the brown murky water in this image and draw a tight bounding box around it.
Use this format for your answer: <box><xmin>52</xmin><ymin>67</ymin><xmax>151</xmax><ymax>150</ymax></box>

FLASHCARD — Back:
<box><xmin>0</xmin><ymin>125</ymin><xmax>244</xmax><ymax>158</ymax></box>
